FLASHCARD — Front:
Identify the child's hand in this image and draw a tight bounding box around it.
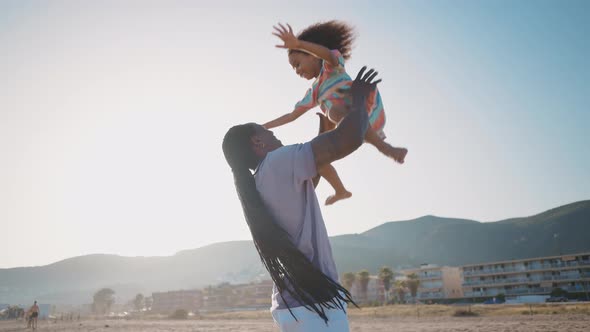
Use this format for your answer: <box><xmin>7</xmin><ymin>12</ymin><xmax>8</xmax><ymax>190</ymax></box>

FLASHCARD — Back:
<box><xmin>273</xmin><ymin>23</ymin><xmax>299</xmax><ymax>49</ymax></box>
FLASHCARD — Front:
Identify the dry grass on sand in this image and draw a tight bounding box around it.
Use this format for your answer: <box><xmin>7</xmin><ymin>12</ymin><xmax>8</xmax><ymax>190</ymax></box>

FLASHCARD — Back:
<box><xmin>1</xmin><ymin>303</ymin><xmax>588</xmax><ymax>332</ymax></box>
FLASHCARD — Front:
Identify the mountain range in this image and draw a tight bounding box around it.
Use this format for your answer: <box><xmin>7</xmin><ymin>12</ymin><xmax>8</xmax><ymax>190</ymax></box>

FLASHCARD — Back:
<box><xmin>1</xmin><ymin>200</ymin><xmax>588</xmax><ymax>305</ymax></box>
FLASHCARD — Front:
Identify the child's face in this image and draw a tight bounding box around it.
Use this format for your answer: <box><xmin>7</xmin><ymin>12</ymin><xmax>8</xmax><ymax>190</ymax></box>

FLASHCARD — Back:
<box><xmin>288</xmin><ymin>52</ymin><xmax>321</xmax><ymax>80</ymax></box>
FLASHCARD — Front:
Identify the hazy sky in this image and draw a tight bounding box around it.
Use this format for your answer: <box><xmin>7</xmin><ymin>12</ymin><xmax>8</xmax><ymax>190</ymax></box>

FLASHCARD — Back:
<box><xmin>1</xmin><ymin>0</ymin><xmax>588</xmax><ymax>268</ymax></box>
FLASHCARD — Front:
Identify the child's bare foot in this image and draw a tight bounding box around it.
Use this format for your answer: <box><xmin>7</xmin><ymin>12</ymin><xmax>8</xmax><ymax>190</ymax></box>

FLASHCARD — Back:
<box><xmin>374</xmin><ymin>142</ymin><xmax>408</xmax><ymax>164</ymax></box>
<box><xmin>391</xmin><ymin>147</ymin><xmax>408</xmax><ymax>164</ymax></box>
<box><xmin>325</xmin><ymin>190</ymin><xmax>352</xmax><ymax>205</ymax></box>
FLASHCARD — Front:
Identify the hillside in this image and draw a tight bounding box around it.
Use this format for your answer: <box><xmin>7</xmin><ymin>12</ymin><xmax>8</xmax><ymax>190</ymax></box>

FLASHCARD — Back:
<box><xmin>1</xmin><ymin>200</ymin><xmax>588</xmax><ymax>304</ymax></box>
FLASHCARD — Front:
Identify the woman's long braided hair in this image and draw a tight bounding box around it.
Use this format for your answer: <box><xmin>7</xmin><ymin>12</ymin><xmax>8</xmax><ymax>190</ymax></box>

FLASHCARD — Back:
<box><xmin>221</xmin><ymin>123</ymin><xmax>356</xmax><ymax>322</ymax></box>
<box><xmin>288</xmin><ymin>20</ymin><xmax>356</xmax><ymax>60</ymax></box>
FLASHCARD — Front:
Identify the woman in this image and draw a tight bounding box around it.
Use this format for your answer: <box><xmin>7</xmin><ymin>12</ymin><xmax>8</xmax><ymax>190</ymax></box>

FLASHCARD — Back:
<box><xmin>222</xmin><ymin>67</ymin><xmax>381</xmax><ymax>331</ymax></box>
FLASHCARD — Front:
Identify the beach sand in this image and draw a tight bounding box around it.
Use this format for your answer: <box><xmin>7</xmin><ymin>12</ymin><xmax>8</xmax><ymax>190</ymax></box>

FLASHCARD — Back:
<box><xmin>1</xmin><ymin>314</ymin><xmax>589</xmax><ymax>332</ymax></box>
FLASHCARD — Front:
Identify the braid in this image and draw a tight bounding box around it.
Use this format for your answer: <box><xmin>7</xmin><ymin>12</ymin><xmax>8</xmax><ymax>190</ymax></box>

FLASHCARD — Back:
<box><xmin>222</xmin><ymin>124</ymin><xmax>357</xmax><ymax>322</ymax></box>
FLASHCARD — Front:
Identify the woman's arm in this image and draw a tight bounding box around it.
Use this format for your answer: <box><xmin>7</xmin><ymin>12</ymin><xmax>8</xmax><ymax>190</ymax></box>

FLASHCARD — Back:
<box><xmin>310</xmin><ymin>67</ymin><xmax>380</xmax><ymax>168</ymax></box>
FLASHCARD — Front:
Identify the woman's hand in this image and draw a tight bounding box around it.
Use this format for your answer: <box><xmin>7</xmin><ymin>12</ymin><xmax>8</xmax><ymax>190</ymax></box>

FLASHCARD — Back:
<box><xmin>273</xmin><ymin>23</ymin><xmax>299</xmax><ymax>49</ymax></box>
<box><xmin>351</xmin><ymin>66</ymin><xmax>381</xmax><ymax>97</ymax></box>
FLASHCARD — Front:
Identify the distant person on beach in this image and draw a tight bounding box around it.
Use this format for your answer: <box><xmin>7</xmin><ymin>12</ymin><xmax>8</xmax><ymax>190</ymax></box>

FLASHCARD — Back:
<box><xmin>223</xmin><ymin>67</ymin><xmax>381</xmax><ymax>331</ymax></box>
<box><xmin>264</xmin><ymin>21</ymin><xmax>408</xmax><ymax>206</ymax></box>
<box><xmin>28</xmin><ymin>301</ymin><xmax>39</xmax><ymax>330</ymax></box>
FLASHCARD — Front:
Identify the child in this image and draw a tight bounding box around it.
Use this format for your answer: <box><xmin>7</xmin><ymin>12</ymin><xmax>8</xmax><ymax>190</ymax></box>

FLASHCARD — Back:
<box><xmin>264</xmin><ymin>21</ymin><xmax>408</xmax><ymax>205</ymax></box>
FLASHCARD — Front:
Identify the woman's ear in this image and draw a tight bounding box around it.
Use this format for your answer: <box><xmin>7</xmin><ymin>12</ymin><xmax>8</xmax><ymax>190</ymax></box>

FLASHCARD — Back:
<box><xmin>250</xmin><ymin>135</ymin><xmax>265</xmax><ymax>156</ymax></box>
<box><xmin>250</xmin><ymin>135</ymin><xmax>261</xmax><ymax>147</ymax></box>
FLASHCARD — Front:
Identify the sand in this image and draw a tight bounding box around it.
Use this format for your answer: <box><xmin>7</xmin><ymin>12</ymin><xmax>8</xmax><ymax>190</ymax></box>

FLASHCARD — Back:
<box><xmin>1</xmin><ymin>314</ymin><xmax>589</xmax><ymax>332</ymax></box>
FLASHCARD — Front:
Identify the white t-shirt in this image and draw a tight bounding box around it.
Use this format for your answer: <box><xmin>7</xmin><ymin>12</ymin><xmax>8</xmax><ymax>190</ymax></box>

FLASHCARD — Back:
<box><xmin>254</xmin><ymin>142</ymin><xmax>339</xmax><ymax>311</ymax></box>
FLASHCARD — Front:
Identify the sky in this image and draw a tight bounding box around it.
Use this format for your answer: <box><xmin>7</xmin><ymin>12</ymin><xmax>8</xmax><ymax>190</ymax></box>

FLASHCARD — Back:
<box><xmin>1</xmin><ymin>0</ymin><xmax>588</xmax><ymax>268</ymax></box>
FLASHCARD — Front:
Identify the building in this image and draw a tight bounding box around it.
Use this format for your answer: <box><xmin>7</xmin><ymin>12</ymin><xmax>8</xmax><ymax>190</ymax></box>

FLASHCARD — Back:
<box><xmin>401</xmin><ymin>264</ymin><xmax>464</xmax><ymax>301</ymax></box>
<box><xmin>231</xmin><ymin>280</ymin><xmax>273</xmax><ymax>309</ymax></box>
<box><xmin>201</xmin><ymin>286</ymin><xmax>230</xmax><ymax>311</ymax></box>
<box><xmin>461</xmin><ymin>252</ymin><xmax>590</xmax><ymax>299</ymax></box>
<box><xmin>150</xmin><ymin>280</ymin><xmax>273</xmax><ymax>313</ymax></box>
<box><xmin>350</xmin><ymin>276</ymin><xmax>386</xmax><ymax>304</ymax></box>
<box><xmin>201</xmin><ymin>280</ymin><xmax>273</xmax><ymax>311</ymax></box>
<box><xmin>151</xmin><ymin>290</ymin><xmax>202</xmax><ymax>313</ymax></box>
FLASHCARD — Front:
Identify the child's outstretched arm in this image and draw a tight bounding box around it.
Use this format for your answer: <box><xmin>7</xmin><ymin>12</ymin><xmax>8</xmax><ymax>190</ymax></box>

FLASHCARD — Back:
<box><xmin>263</xmin><ymin>107</ymin><xmax>307</xmax><ymax>129</ymax></box>
<box><xmin>273</xmin><ymin>23</ymin><xmax>338</xmax><ymax>67</ymax></box>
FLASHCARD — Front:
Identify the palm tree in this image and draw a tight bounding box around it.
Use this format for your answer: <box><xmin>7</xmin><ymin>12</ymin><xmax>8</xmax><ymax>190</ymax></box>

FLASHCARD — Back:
<box><xmin>342</xmin><ymin>272</ymin><xmax>356</xmax><ymax>293</ymax></box>
<box><xmin>133</xmin><ymin>293</ymin><xmax>144</xmax><ymax>311</ymax></box>
<box><xmin>406</xmin><ymin>273</ymin><xmax>420</xmax><ymax>304</ymax></box>
<box><xmin>378</xmin><ymin>266</ymin><xmax>394</xmax><ymax>305</ymax></box>
<box><xmin>357</xmin><ymin>270</ymin><xmax>371</xmax><ymax>303</ymax></box>
<box><xmin>394</xmin><ymin>280</ymin><xmax>407</xmax><ymax>304</ymax></box>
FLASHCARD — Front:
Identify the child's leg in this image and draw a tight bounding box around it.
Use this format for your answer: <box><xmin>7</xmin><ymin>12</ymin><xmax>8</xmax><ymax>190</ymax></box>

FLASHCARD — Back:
<box><xmin>365</xmin><ymin>128</ymin><xmax>408</xmax><ymax>164</ymax></box>
<box><xmin>327</xmin><ymin>103</ymin><xmax>408</xmax><ymax>164</ymax></box>
<box><xmin>318</xmin><ymin>163</ymin><xmax>352</xmax><ymax>205</ymax></box>
<box><xmin>317</xmin><ymin>112</ymin><xmax>336</xmax><ymax>135</ymax></box>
